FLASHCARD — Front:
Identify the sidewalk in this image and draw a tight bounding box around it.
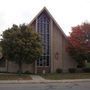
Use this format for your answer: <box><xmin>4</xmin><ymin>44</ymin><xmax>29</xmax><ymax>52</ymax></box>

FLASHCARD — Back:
<box><xmin>0</xmin><ymin>75</ymin><xmax>90</xmax><ymax>84</ymax></box>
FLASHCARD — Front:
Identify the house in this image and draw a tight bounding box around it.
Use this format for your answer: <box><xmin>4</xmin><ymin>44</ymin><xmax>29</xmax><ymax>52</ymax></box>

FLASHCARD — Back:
<box><xmin>0</xmin><ymin>7</ymin><xmax>77</xmax><ymax>73</ymax></box>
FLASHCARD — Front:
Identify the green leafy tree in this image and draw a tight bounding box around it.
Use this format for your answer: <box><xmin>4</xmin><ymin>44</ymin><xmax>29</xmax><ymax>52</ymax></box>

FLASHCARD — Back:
<box><xmin>1</xmin><ymin>24</ymin><xmax>42</xmax><ymax>74</ymax></box>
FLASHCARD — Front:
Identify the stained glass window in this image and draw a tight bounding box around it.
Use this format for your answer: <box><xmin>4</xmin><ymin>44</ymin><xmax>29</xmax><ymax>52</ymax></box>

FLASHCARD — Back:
<box><xmin>37</xmin><ymin>13</ymin><xmax>50</xmax><ymax>66</ymax></box>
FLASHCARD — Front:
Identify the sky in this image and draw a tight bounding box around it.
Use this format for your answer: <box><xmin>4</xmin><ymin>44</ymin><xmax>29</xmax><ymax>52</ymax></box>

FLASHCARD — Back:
<box><xmin>0</xmin><ymin>0</ymin><xmax>90</xmax><ymax>36</ymax></box>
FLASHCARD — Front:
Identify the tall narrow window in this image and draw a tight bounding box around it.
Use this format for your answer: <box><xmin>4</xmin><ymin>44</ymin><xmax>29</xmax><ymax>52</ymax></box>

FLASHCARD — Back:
<box><xmin>37</xmin><ymin>13</ymin><xmax>50</xmax><ymax>66</ymax></box>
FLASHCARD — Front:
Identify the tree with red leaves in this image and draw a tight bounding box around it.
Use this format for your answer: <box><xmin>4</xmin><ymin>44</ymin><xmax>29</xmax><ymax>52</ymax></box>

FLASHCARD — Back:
<box><xmin>67</xmin><ymin>23</ymin><xmax>90</xmax><ymax>67</ymax></box>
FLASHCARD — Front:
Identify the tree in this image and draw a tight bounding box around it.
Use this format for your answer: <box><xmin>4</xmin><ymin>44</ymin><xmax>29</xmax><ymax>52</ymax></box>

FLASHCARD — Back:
<box><xmin>67</xmin><ymin>23</ymin><xmax>90</xmax><ymax>67</ymax></box>
<box><xmin>1</xmin><ymin>24</ymin><xmax>42</xmax><ymax>74</ymax></box>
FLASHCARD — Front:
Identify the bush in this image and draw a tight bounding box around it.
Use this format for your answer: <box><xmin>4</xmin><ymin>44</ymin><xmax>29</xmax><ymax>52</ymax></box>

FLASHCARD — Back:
<box><xmin>82</xmin><ymin>68</ymin><xmax>90</xmax><ymax>73</ymax></box>
<box><xmin>68</xmin><ymin>68</ymin><xmax>76</xmax><ymax>73</ymax></box>
<box><xmin>56</xmin><ymin>68</ymin><xmax>63</xmax><ymax>73</ymax></box>
<box><xmin>16</xmin><ymin>70</ymin><xmax>23</xmax><ymax>74</ymax></box>
<box><xmin>23</xmin><ymin>71</ymin><xmax>32</xmax><ymax>74</ymax></box>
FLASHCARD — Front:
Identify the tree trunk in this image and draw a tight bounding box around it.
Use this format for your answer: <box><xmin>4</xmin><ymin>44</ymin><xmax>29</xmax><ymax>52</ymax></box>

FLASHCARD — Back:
<box><xmin>18</xmin><ymin>60</ymin><xmax>22</xmax><ymax>75</ymax></box>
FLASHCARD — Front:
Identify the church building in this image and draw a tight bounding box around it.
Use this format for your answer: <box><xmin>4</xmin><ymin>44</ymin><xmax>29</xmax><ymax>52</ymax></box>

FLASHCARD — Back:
<box><xmin>0</xmin><ymin>7</ymin><xmax>77</xmax><ymax>73</ymax></box>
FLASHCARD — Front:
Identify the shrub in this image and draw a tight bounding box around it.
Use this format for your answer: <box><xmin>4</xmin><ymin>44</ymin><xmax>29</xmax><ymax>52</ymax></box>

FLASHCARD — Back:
<box><xmin>82</xmin><ymin>68</ymin><xmax>90</xmax><ymax>73</ymax></box>
<box><xmin>68</xmin><ymin>68</ymin><xmax>76</xmax><ymax>73</ymax></box>
<box><xmin>24</xmin><ymin>71</ymin><xmax>32</xmax><ymax>74</ymax></box>
<box><xmin>56</xmin><ymin>68</ymin><xmax>63</xmax><ymax>73</ymax></box>
<box><xmin>16</xmin><ymin>70</ymin><xmax>23</xmax><ymax>74</ymax></box>
<box><xmin>77</xmin><ymin>64</ymin><xmax>84</xmax><ymax>68</ymax></box>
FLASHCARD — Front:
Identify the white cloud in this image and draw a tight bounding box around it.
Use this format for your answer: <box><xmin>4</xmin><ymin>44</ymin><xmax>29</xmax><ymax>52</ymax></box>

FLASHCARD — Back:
<box><xmin>0</xmin><ymin>0</ymin><xmax>90</xmax><ymax>35</ymax></box>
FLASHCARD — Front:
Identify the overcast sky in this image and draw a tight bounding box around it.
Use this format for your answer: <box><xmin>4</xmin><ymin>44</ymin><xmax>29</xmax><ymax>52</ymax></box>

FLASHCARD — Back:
<box><xmin>0</xmin><ymin>0</ymin><xmax>90</xmax><ymax>35</ymax></box>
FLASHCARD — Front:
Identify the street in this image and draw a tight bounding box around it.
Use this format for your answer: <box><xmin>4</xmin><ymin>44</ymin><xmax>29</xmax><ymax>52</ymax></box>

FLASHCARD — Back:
<box><xmin>0</xmin><ymin>82</ymin><xmax>90</xmax><ymax>90</ymax></box>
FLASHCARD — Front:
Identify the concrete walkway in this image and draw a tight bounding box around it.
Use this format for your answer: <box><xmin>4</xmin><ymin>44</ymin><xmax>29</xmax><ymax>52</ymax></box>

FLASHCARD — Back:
<box><xmin>31</xmin><ymin>75</ymin><xmax>46</xmax><ymax>81</ymax></box>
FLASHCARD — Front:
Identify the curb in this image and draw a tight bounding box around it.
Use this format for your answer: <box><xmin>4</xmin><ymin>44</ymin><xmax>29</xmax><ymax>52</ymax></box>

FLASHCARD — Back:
<box><xmin>0</xmin><ymin>79</ymin><xmax>90</xmax><ymax>84</ymax></box>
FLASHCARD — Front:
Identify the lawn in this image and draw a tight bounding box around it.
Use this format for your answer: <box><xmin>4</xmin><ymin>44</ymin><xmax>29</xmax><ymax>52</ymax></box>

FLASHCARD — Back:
<box><xmin>0</xmin><ymin>74</ymin><xmax>32</xmax><ymax>80</ymax></box>
<box><xmin>86</xmin><ymin>63</ymin><xmax>90</xmax><ymax>68</ymax></box>
<box><xmin>41</xmin><ymin>73</ymin><xmax>90</xmax><ymax>80</ymax></box>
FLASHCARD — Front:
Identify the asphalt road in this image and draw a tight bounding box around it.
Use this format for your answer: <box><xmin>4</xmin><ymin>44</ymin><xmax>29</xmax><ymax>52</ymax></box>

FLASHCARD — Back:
<box><xmin>0</xmin><ymin>82</ymin><xmax>90</xmax><ymax>90</ymax></box>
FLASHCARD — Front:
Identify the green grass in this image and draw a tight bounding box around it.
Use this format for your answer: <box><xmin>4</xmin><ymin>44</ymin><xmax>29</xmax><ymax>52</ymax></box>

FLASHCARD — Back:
<box><xmin>86</xmin><ymin>63</ymin><xmax>90</xmax><ymax>68</ymax></box>
<box><xmin>41</xmin><ymin>73</ymin><xmax>90</xmax><ymax>80</ymax></box>
<box><xmin>0</xmin><ymin>74</ymin><xmax>32</xmax><ymax>80</ymax></box>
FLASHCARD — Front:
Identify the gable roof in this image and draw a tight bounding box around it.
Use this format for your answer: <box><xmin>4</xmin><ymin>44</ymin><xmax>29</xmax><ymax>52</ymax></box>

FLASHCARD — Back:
<box><xmin>28</xmin><ymin>7</ymin><xmax>67</xmax><ymax>39</ymax></box>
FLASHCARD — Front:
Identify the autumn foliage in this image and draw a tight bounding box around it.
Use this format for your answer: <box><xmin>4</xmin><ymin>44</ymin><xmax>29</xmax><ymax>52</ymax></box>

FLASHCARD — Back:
<box><xmin>67</xmin><ymin>23</ymin><xmax>90</xmax><ymax>67</ymax></box>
